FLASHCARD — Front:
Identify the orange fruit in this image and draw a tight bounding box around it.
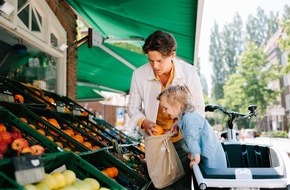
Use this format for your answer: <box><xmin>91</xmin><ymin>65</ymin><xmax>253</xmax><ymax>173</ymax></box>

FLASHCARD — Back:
<box><xmin>152</xmin><ymin>125</ymin><xmax>165</xmax><ymax>135</ymax></box>
<box><xmin>73</xmin><ymin>134</ymin><xmax>84</xmax><ymax>143</ymax></box>
<box><xmin>48</xmin><ymin>118</ymin><xmax>60</xmax><ymax>129</ymax></box>
<box><xmin>105</xmin><ymin>167</ymin><xmax>115</xmax><ymax>178</ymax></box>
<box><xmin>19</xmin><ymin>117</ymin><xmax>28</xmax><ymax>124</ymax></box>
<box><xmin>0</xmin><ymin>123</ymin><xmax>7</xmax><ymax>132</ymax></box>
<box><xmin>14</xmin><ymin>94</ymin><xmax>24</xmax><ymax>103</ymax></box>
<box><xmin>91</xmin><ymin>145</ymin><xmax>100</xmax><ymax>150</ymax></box>
<box><xmin>101</xmin><ymin>169</ymin><xmax>111</xmax><ymax>177</ymax></box>
<box><xmin>37</xmin><ymin>129</ymin><xmax>46</xmax><ymax>135</ymax></box>
<box><xmin>83</xmin><ymin>141</ymin><xmax>92</xmax><ymax>148</ymax></box>
<box><xmin>111</xmin><ymin>167</ymin><xmax>118</xmax><ymax>178</ymax></box>
<box><xmin>63</xmin><ymin>129</ymin><xmax>74</xmax><ymax>136</ymax></box>
<box><xmin>55</xmin><ymin>141</ymin><xmax>63</xmax><ymax>148</ymax></box>
<box><xmin>29</xmin><ymin>124</ymin><xmax>36</xmax><ymax>129</ymax></box>
<box><xmin>46</xmin><ymin>135</ymin><xmax>54</xmax><ymax>141</ymax></box>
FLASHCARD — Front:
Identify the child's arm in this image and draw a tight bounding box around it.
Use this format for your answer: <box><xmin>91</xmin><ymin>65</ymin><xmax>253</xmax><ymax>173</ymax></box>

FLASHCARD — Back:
<box><xmin>188</xmin><ymin>153</ymin><xmax>201</xmax><ymax>168</ymax></box>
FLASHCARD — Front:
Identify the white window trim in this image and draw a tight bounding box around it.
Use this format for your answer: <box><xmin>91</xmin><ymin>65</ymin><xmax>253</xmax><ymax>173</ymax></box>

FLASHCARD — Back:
<box><xmin>0</xmin><ymin>0</ymin><xmax>67</xmax><ymax>95</ymax></box>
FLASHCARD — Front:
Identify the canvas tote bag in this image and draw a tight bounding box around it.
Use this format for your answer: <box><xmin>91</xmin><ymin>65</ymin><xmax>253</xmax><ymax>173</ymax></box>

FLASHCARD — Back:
<box><xmin>145</xmin><ymin>133</ymin><xmax>185</xmax><ymax>189</ymax></box>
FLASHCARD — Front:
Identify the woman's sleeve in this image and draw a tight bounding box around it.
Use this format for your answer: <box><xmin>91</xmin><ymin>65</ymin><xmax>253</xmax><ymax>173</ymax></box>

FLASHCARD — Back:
<box><xmin>127</xmin><ymin>71</ymin><xmax>145</xmax><ymax>128</ymax></box>
<box><xmin>189</xmin><ymin>67</ymin><xmax>205</xmax><ymax>117</ymax></box>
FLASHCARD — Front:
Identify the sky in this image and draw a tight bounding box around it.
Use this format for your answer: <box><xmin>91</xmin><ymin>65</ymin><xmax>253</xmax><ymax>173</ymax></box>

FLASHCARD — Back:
<box><xmin>198</xmin><ymin>0</ymin><xmax>289</xmax><ymax>92</ymax></box>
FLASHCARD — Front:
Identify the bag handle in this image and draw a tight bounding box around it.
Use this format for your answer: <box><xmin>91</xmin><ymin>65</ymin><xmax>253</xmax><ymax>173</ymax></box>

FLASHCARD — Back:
<box><xmin>161</xmin><ymin>135</ymin><xmax>174</xmax><ymax>174</ymax></box>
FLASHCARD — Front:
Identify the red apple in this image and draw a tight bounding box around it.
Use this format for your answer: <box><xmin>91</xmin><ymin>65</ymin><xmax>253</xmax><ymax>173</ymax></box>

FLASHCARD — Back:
<box><xmin>0</xmin><ymin>131</ymin><xmax>12</xmax><ymax>144</ymax></box>
<box><xmin>0</xmin><ymin>141</ymin><xmax>8</xmax><ymax>154</ymax></box>
<box><xmin>19</xmin><ymin>146</ymin><xmax>35</xmax><ymax>155</ymax></box>
<box><xmin>30</xmin><ymin>145</ymin><xmax>45</xmax><ymax>155</ymax></box>
<box><xmin>11</xmin><ymin>138</ymin><xmax>29</xmax><ymax>151</ymax></box>
<box><xmin>10</xmin><ymin>130</ymin><xmax>22</xmax><ymax>140</ymax></box>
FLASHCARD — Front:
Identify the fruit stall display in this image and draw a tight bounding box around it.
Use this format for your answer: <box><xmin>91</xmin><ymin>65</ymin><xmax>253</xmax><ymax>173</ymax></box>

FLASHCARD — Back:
<box><xmin>0</xmin><ymin>108</ymin><xmax>61</xmax><ymax>159</ymax></box>
<box><xmin>5</xmin><ymin>77</ymin><xmax>92</xmax><ymax>116</ymax></box>
<box><xmin>0</xmin><ymin>151</ymin><xmax>124</xmax><ymax>189</ymax></box>
<box><xmin>0</xmin><ymin>102</ymin><xmax>89</xmax><ymax>153</ymax></box>
<box><xmin>55</xmin><ymin>112</ymin><xmax>149</xmax><ymax>181</ymax></box>
<box><xmin>80</xmin><ymin>149</ymin><xmax>150</xmax><ymax>190</ymax></box>
<box><xmin>0</xmin><ymin>77</ymin><xmax>46</xmax><ymax>106</ymax></box>
<box><xmin>53</xmin><ymin>112</ymin><xmax>112</xmax><ymax>148</ymax></box>
<box><xmin>26</xmin><ymin>105</ymin><xmax>107</xmax><ymax>150</ymax></box>
<box><xmin>0</xmin><ymin>78</ymin><xmax>152</xmax><ymax>189</ymax></box>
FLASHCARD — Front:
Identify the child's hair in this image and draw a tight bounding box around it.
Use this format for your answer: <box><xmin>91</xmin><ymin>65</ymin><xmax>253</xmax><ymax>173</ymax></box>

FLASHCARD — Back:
<box><xmin>157</xmin><ymin>85</ymin><xmax>194</xmax><ymax>113</ymax></box>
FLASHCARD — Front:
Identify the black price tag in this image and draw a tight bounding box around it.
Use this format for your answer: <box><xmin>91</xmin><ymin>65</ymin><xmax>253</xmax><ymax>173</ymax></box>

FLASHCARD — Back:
<box><xmin>12</xmin><ymin>155</ymin><xmax>45</xmax><ymax>185</ymax></box>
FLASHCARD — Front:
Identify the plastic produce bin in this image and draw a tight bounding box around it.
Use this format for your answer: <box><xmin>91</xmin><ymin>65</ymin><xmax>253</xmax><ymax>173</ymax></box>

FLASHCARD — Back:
<box><xmin>80</xmin><ymin>149</ymin><xmax>150</xmax><ymax>190</ymax></box>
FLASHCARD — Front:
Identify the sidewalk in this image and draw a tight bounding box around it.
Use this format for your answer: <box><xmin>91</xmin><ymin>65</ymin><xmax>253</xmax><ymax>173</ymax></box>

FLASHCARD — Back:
<box><xmin>242</xmin><ymin>137</ymin><xmax>290</xmax><ymax>156</ymax></box>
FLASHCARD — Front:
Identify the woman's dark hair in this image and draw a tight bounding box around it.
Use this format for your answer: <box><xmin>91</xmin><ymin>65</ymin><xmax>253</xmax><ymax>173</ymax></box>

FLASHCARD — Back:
<box><xmin>142</xmin><ymin>30</ymin><xmax>177</xmax><ymax>57</ymax></box>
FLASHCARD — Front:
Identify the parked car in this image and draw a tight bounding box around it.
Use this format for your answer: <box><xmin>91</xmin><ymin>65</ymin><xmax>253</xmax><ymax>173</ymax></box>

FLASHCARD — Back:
<box><xmin>244</xmin><ymin>129</ymin><xmax>261</xmax><ymax>138</ymax></box>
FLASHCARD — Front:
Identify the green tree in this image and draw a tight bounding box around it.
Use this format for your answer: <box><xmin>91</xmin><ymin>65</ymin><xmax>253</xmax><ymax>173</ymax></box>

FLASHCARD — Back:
<box><xmin>245</xmin><ymin>7</ymin><xmax>279</xmax><ymax>47</ymax></box>
<box><xmin>221</xmin><ymin>13</ymin><xmax>244</xmax><ymax>74</ymax></box>
<box><xmin>220</xmin><ymin>42</ymin><xmax>280</xmax><ymax>117</ymax></box>
<box><xmin>209</xmin><ymin>22</ymin><xmax>225</xmax><ymax>100</ymax></box>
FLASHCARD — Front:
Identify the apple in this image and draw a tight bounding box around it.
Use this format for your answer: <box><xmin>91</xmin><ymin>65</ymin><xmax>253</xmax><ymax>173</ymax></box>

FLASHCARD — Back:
<box><xmin>62</xmin><ymin>185</ymin><xmax>79</xmax><ymax>190</ymax></box>
<box><xmin>0</xmin><ymin>131</ymin><xmax>12</xmax><ymax>144</ymax></box>
<box><xmin>35</xmin><ymin>182</ymin><xmax>50</xmax><ymax>190</ymax></box>
<box><xmin>84</xmin><ymin>178</ymin><xmax>100</xmax><ymax>190</ymax></box>
<box><xmin>99</xmin><ymin>187</ymin><xmax>110</xmax><ymax>190</ymax></box>
<box><xmin>11</xmin><ymin>138</ymin><xmax>29</xmax><ymax>151</ymax></box>
<box><xmin>23</xmin><ymin>184</ymin><xmax>38</xmax><ymax>190</ymax></box>
<box><xmin>42</xmin><ymin>174</ymin><xmax>58</xmax><ymax>190</ymax></box>
<box><xmin>10</xmin><ymin>130</ymin><xmax>22</xmax><ymax>140</ymax></box>
<box><xmin>62</xmin><ymin>169</ymin><xmax>76</xmax><ymax>185</ymax></box>
<box><xmin>19</xmin><ymin>146</ymin><xmax>35</xmax><ymax>155</ymax></box>
<box><xmin>0</xmin><ymin>141</ymin><xmax>8</xmax><ymax>154</ymax></box>
<box><xmin>73</xmin><ymin>180</ymin><xmax>92</xmax><ymax>190</ymax></box>
<box><xmin>51</xmin><ymin>172</ymin><xmax>66</xmax><ymax>189</ymax></box>
<box><xmin>30</xmin><ymin>145</ymin><xmax>45</xmax><ymax>155</ymax></box>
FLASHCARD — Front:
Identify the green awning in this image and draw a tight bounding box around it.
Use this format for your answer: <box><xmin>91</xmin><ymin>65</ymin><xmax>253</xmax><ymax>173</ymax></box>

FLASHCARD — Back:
<box><xmin>66</xmin><ymin>0</ymin><xmax>203</xmax><ymax>100</ymax></box>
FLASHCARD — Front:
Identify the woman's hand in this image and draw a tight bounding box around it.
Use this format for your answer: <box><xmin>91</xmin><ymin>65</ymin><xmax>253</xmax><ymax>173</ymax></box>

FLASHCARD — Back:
<box><xmin>141</xmin><ymin>119</ymin><xmax>157</xmax><ymax>136</ymax></box>
<box><xmin>188</xmin><ymin>153</ymin><xmax>201</xmax><ymax>168</ymax></box>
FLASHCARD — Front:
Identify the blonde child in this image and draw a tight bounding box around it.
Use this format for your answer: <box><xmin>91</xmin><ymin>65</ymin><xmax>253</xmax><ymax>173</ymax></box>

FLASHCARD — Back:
<box><xmin>157</xmin><ymin>85</ymin><xmax>227</xmax><ymax>168</ymax></box>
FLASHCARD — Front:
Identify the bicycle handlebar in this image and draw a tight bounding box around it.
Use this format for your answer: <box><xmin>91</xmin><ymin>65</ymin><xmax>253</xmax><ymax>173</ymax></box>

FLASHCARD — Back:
<box><xmin>205</xmin><ymin>104</ymin><xmax>257</xmax><ymax>120</ymax></box>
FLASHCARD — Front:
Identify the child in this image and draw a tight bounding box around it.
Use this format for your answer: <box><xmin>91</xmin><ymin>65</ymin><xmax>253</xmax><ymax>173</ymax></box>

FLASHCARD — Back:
<box><xmin>157</xmin><ymin>85</ymin><xmax>227</xmax><ymax>168</ymax></box>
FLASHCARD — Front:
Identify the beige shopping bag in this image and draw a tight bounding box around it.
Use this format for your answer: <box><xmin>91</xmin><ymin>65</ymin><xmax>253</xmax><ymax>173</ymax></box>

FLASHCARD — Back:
<box><xmin>145</xmin><ymin>134</ymin><xmax>185</xmax><ymax>189</ymax></box>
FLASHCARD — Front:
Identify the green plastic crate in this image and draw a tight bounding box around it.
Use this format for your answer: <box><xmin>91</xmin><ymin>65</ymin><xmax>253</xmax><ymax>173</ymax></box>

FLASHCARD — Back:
<box><xmin>0</xmin><ymin>151</ymin><xmax>124</xmax><ymax>189</ymax></box>
<box><xmin>0</xmin><ymin>170</ymin><xmax>24</xmax><ymax>190</ymax></box>
<box><xmin>80</xmin><ymin>150</ymin><xmax>150</xmax><ymax>190</ymax></box>
<box><xmin>56</xmin><ymin>112</ymin><xmax>112</xmax><ymax>146</ymax></box>
<box><xmin>0</xmin><ymin>108</ymin><xmax>61</xmax><ymax>157</ymax></box>
<box><xmin>0</xmin><ymin>102</ymin><xmax>89</xmax><ymax>153</ymax></box>
<box><xmin>26</xmin><ymin>105</ymin><xmax>106</xmax><ymax>148</ymax></box>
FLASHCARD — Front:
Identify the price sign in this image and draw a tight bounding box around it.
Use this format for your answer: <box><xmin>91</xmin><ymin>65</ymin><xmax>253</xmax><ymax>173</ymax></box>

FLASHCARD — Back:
<box><xmin>12</xmin><ymin>155</ymin><xmax>45</xmax><ymax>185</ymax></box>
<box><xmin>0</xmin><ymin>92</ymin><xmax>14</xmax><ymax>102</ymax></box>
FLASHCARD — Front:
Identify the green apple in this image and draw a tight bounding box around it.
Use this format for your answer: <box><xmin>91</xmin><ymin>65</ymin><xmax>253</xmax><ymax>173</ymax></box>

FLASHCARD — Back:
<box><xmin>35</xmin><ymin>182</ymin><xmax>50</xmax><ymax>190</ymax></box>
<box><xmin>23</xmin><ymin>184</ymin><xmax>38</xmax><ymax>190</ymax></box>
<box><xmin>62</xmin><ymin>169</ymin><xmax>76</xmax><ymax>185</ymax></box>
<box><xmin>42</xmin><ymin>174</ymin><xmax>58</xmax><ymax>190</ymax></box>
<box><xmin>61</xmin><ymin>184</ymin><xmax>79</xmax><ymax>190</ymax></box>
<box><xmin>73</xmin><ymin>180</ymin><xmax>92</xmax><ymax>190</ymax></box>
<box><xmin>52</xmin><ymin>172</ymin><xmax>67</xmax><ymax>189</ymax></box>
<box><xmin>84</xmin><ymin>178</ymin><xmax>100</xmax><ymax>190</ymax></box>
